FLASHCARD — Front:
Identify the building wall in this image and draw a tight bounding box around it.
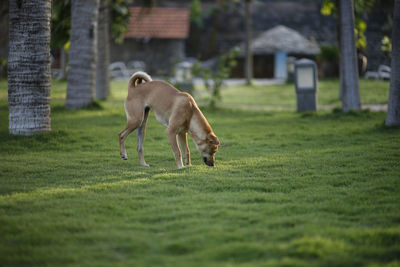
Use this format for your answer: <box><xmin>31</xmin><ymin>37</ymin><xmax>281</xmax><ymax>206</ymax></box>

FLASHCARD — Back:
<box><xmin>110</xmin><ymin>38</ymin><xmax>185</xmax><ymax>76</ymax></box>
<box><xmin>187</xmin><ymin>0</ymin><xmax>391</xmax><ymax>72</ymax></box>
<box><xmin>187</xmin><ymin>0</ymin><xmax>337</xmax><ymax>59</ymax></box>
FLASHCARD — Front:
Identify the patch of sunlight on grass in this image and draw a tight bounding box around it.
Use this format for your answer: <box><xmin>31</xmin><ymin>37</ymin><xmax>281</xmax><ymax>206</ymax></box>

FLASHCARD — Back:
<box><xmin>1</xmin><ymin>78</ymin><xmax>399</xmax><ymax>266</ymax></box>
<box><xmin>152</xmin><ymin>172</ymin><xmax>187</xmax><ymax>179</ymax></box>
<box><xmin>289</xmin><ymin>236</ymin><xmax>349</xmax><ymax>259</ymax></box>
<box><xmin>0</xmin><ymin>178</ymin><xmax>152</xmax><ymax>202</ymax></box>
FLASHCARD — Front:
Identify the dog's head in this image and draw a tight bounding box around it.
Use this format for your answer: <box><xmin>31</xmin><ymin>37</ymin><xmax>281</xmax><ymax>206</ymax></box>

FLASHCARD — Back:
<box><xmin>200</xmin><ymin>132</ymin><xmax>220</xmax><ymax>167</ymax></box>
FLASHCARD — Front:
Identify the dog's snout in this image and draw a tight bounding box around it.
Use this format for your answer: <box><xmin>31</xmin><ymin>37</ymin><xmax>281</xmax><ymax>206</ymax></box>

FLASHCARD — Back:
<box><xmin>203</xmin><ymin>157</ymin><xmax>215</xmax><ymax>167</ymax></box>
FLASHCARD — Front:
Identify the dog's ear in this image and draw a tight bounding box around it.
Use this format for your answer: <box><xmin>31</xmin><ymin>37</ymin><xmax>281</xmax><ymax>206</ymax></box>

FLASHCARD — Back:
<box><xmin>207</xmin><ymin>133</ymin><xmax>220</xmax><ymax>145</ymax></box>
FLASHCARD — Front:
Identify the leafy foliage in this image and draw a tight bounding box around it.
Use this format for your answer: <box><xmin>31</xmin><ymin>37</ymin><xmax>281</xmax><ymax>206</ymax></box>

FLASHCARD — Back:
<box><xmin>381</xmin><ymin>36</ymin><xmax>392</xmax><ymax>58</ymax></box>
<box><xmin>0</xmin><ymin>58</ymin><xmax>7</xmax><ymax>79</ymax></box>
<box><xmin>319</xmin><ymin>44</ymin><xmax>340</xmax><ymax>62</ymax></box>
<box><xmin>110</xmin><ymin>0</ymin><xmax>131</xmax><ymax>44</ymax></box>
<box><xmin>321</xmin><ymin>0</ymin><xmax>375</xmax><ymax>50</ymax></box>
<box><xmin>192</xmin><ymin>48</ymin><xmax>239</xmax><ymax>109</ymax></box>
<box><xmin>190</xmin><ymin>0</ymin><xmax>203</xmax><ymax>28</ymax></box>
<box><xmin>51</xmin><ymin>0</ymin><xmax>131</xmax><ymax>49</ymax></box>
<box><xmin>381</xmin><ymin>14</ymin><xmax>393</xmax><ymax>58</ymax></box>
<box><xmin>51</xmin><ymin>0</ymin><xmax>71</xmax><ymax>50</ymax></box>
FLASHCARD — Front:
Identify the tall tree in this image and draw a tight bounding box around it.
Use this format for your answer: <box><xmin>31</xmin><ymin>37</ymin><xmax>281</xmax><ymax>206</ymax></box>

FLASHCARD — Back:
<box><xmin>244</xmin><ymin>0</ymin><xmax>253</xmax><ymax>85</ymax></box>
<box><xmin>339</xmin><ymin>0</ymin><xmax>361</xmax><ymax>112</ymax></box>
<box><xmin>66</xmin><ymin>0</ymin><xmax>99</xmax><ymax>109</ymax></box>
<box><xmin>385</xmin><ymin>0</ymin><xmax>400</xmax><ymax>126</ymax></box>
<box><xmin>51</xmin><ymin>0</ymin><xmax>71</xmax><ymax>80</ymax></box>
<box><xmin>322</xmin><ymin>0</ymin><xmax>375</xmax><ymax>109</ymax></box>
<box><xmin>96</xmin><ymin>0</ymin><xmax>110</xmax><ymax>100</ymax></box>
<box><xmin>8</xmin><ymin>0</ymin><xmax>52</xmax><ymax>135</ymax></box>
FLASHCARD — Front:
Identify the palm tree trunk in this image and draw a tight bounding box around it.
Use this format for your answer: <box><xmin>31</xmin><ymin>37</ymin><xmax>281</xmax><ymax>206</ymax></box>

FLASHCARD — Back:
<box><xmin>66</xmin><ymin>0</ymin><xmax>99</xmax><ymax>109</ymax></box>
<box><xmin>8</xmin><ymin>0</ymin><xmax>52</xmax><ymax>135</ymax></box>
<box><xmin>339</xmin><ymin>0</ymin><xmax>361</xmax><ymax>112</ymax></box>
<box><xmin>386</xmin><ymin>0</ymin><xmax>400</xmax><ymax>126</ymax></box>
<box><xmin>96</xmin><ymin>0</ymin><xmax>110</xmax><ymax>100</ymax></box>
<box><xmin>244</xmin><ymin>0</ymin><xmax>253</xmax><ymax>85</ymax></box>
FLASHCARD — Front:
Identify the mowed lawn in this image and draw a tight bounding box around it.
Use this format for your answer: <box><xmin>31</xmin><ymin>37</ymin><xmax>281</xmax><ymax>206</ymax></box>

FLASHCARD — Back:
<box><xmin>0</xmin><ymin>79</ymin><xmax>399</xmax><ymax>266</ymax></box>
<box><xmin>219</xmin><ymin>79</ymin><xmax>390</xmax><ymax>110</ymax></box>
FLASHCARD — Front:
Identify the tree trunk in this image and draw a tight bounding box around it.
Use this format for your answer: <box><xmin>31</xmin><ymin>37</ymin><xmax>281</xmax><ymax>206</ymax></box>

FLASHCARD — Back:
<box><xmin>244</xmin><ymin>0</ymin><xmax>253</xmax><ymax>85</ymax></box>
<box><xmin>96</xmin><ymin>0</ymin><xmax>110</xmax><ymax>100</ymax></box>
<box><xmin>339</xmin><ymin>0</ymin><xmax>361</xmax><ymax>112</ymax></box>
<box><xmin>386</xmin><ymin>0</ymin><xmax>400</xmax><ymax>126</ymax></box>
<box><xmin>8</xmin><ymin>0</ymin><xmax>52</xmax><ymax>135</ymax></box>
<box><xmin>337</xmin><ymin>19</ymin><xmax>344</xmax><ymax>101</ymax></box>
<box><xmin>66</xmin><ymin>0</ymin><xmax>99</xmax><ymax>109</ymax></box>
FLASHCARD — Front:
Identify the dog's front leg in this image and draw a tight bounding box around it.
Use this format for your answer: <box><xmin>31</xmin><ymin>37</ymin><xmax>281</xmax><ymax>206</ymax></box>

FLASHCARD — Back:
<box><xmin>178</xmin><ymin>132</ymin><xmax>191</xmax><ymax>166</ymax></box>
<box><xmin>137</xmin><ymin>125</ymin><xmax>149</xmax><ymax>167</ymax></box>
<box><xmin>166</xmin><ymin>128</ymin><xmax>184</xmax><ymax>169</ymax></box>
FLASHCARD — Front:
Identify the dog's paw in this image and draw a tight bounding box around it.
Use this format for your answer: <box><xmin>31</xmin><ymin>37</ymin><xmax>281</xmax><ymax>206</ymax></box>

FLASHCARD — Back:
<box><xmin>121</xmin><ymin>154</ymin><xmax>128</xmax><ymax>160</ymax></box>
<box><xmin>141</xmin><ymin>163</ymin><xmax>150</xmax><ymax>167</ymax></box>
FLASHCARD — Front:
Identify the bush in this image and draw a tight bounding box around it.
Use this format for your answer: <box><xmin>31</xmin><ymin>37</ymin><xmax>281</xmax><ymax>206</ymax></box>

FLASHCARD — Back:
<box><xmin>319</xmin><ymin>44</ymin><xmax>339</xmax><ymax>62</ymax></box>
<box><xmin>0</xmin><ymin>58</ymin><xmax>7</xmax><ymax>80</ymax></box>
<box><xmin>192</xmin><ymin>48</ymin><xmax>238</xmax><ymax>109</ymax></box>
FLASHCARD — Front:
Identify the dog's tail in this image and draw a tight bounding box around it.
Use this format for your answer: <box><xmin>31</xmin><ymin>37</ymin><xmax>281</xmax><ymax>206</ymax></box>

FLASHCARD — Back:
<box><xmin>128</xmin><ymin>71</ymin><xmax>152</xmax><ymax>88</ymax></box>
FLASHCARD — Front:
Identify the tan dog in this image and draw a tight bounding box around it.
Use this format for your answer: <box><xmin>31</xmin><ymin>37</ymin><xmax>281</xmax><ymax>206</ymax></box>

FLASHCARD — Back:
<box><xmin>118</xmin><ymin>71</ymin><xmax>220</xmax><ymax>168</ymax></box>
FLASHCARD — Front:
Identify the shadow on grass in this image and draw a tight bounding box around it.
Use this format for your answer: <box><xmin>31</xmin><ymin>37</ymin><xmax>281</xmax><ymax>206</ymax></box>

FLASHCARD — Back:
<box><xmin>51</xmin><ymin>100</ymin><xmax>104</xmax><ymax>114</ymax></box>
<box><xmin>0</xmin><ymin>129</ymin><xmax>73</xmax><ymax>153</ymax></box>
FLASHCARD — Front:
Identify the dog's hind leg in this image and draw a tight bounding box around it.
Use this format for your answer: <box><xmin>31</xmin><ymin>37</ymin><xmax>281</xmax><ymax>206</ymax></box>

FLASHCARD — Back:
<box><xmin>118</xmin><ymin>118</ymin><xmax>141</xmax><ymax>160</ymax></box>
<box><xmin>137</xmin><ymin>107</ymin><xmax>150</xmax><ymax>167</ymax></box>
<box><xmin>178</xmin><ymin>132</ymin><xmax>191</xmax><ymax>166</ymax></box>
<box><xmin>119</xmin><ymin>101</ymin><xmax>144</xmax><ymax>161</ymax></box>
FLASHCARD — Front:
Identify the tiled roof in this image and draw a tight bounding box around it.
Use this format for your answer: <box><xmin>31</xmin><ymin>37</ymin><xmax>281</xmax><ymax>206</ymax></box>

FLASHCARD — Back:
<box><xmin>125</xmin><ymin>7</ymin><xmax>190</xmax><ymax>39</ymax></box>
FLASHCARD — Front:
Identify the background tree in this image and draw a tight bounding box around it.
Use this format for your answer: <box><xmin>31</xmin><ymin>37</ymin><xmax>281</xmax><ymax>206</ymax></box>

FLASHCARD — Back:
<box><xmin>96</xmin><ymin>0</ymin><xmax>110</xmax><ymax>100</ymax></box>
<box><xmin>192</xmin><ymin>49</ymin><xmax>238</xmax><ymax>109</ymax></box>
<box><xmin>51</xmin><ymin>0</ymin><xmax>130</xmax><ymax>100</ymax></box>
<box><xmin>0</xmin><ymin>1</ymin><xmax>9</xmax><ymax>79</ymax></box>
<box><xmin>51</xmin><ymin>0</ymin><xmax>131</xmax><ymax>50</ymax></box>
<box><xmin>51</xmin><ymin>0</ymin><xmax>71</xmax><ymax>79</ymax></box>
<box><xmin>109</xmin><ymin>0</ymin><xmax>131</xmax><ymax>45</ymax></box>
<box><xmin>188</xmin><ymin>0</ymin><xmax>203</xmax><ymax>58</ymax></box>
<box><xmin>66</xmin><ymin>0</ymin><xmax>100</xmax><ymax>109</ymax></box>
<box><xmin>321</xmin><ymin>0</ymin><xmax>376</xmax><ymax>111</ymax></box>
<box><xmin>321</xmin><ymin>0</ymin><xmax>375</xmax><ymax>50</ymax></box>
<box><xmin>385</xmin><ymin>0</ymin><xmax>400</xmax><ymax>126</ymax></box>
<box><xmin>244</xmin><ymin>0</ymin><xmax>253</xmax><ymax>85</ymax></box>
<box><xmin>340</xmin><ymin>0</ymin><xmax>361</xmax><ymax>112</ymax></box>
<box><xmin>8</xmin><ymin>0</ymin><xmax>52</xmax><ymax>135</ymax></box>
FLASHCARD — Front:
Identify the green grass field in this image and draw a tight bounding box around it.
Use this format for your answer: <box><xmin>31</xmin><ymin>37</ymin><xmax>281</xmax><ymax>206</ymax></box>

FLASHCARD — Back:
<box><xmin>219</xmin><ymin>79</ymin><xmax>390</xmax><ymax>110</ymax></box>
<box><xmin>1</xmin><ymin>79</ymin><xmax>399</xmax><ymax>266</ymax></box>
